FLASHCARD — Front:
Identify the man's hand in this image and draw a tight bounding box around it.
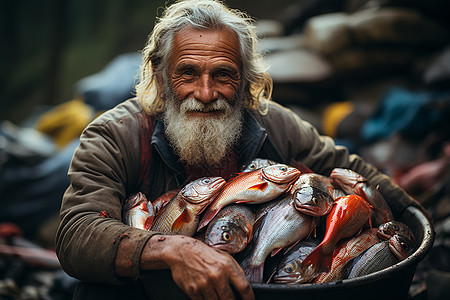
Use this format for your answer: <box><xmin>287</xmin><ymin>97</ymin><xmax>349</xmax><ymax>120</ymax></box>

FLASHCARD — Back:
<box><xmin>141</xmin><ymin>235</ymin><xmax>254</xmax><ymax>300</ymax></box>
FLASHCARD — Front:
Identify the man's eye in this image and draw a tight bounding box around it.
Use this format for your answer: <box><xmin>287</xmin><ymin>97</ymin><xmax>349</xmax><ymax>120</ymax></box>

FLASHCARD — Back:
<box><xmin>217</xmin><ymin>71</ymin><xmax>230</xmax><ymax>79</ymax></box>
<box><xmin>183</xmin><ymin>70</ymin><xmax>194</xmax><ymax>76</ymax></box>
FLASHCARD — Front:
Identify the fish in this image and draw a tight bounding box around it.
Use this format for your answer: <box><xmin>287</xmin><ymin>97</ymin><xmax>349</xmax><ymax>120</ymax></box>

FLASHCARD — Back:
<box><xmin>150</xmin><ymin>177</ymin><xmax>226</xmax><ymax>236</ymax></box>
<box><xmin>347</xmin><ymin>233</ymin><xmax>416</xmax><ymax>279</ymax></box>
<box><xmin>205</xmin><ymin>204</ymin><xmax>255</xmax><ymax>254</ymax></box>
<box><xmin>152</xmin><ymin>189</ymin><xmax>180</xmax><ymax>215</ymax></box>
<box><xmin>330</xmin><ymin>168</ymin><xmax>394</xmax><ymax>226</ymax></box>
<box><xmin>241</xmin><ymin>158</ymin><xmax>278</xmax><ymax>172</ymax></box>
<box><xmin>377</xmin><ymin>221</ymin><xmax>416</xmax><ymax>246</ymax></box>
<box><xmin>122</xmin><ymin>192</ymin><xmax>155</xmax><ymax>230</ymax></box>
<box><xmin>198</xmin><ymin>164</ymin><xmax>301</xmax><ymax>230</ymax></box>
<box><xmin>241</xmin><ymin>196</ymin><xmax>318</xmax><ymax>283</ymax></box>
<box><xmin>273</xmin><ymin>237</ymin><xmax>321</xmax><ymax>284</ymax></box>
<box><xmin>291</xmin><ymin>173</ymin><xmax>335</xmax><ymax>217</ymax></box>
<box><xmin>298</xmin><ymin>194</ymin><xmax>372</xmax><ymax>281</ymax></box>
<box><xmin>313</xmin><ymin>228</ymin><xmax>381</xmax><ymax>283</ymax></box>
<box><xmin>389</xmin><ymin>233</ymin><xmax>417</xmax><ymax>261</ymax></box>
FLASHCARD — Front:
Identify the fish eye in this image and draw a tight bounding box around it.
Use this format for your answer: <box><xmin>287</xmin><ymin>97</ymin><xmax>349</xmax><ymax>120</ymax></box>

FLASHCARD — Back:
<box><xmin>280</xmin><ymin>166</ymin><xmax>287</xmax><ymax>171</ymax></box>
<box><xmin>284</xmin><ymin>266</ymin><xmax>294</xmax><ymax>273</ymax></box>
<box><xmin>401</xmin><ymin>241</ymin><xmax>408</xmax><ymax>249</ymax></box>
<box><xmin>222</xmin><ymin>232</ymin><xmax>231</xmax><ymax>242</ymax></box>
<box><xmin>312</xmin><ymin>197</ymin><xmax>319</xmax><ymax>205</ymax></box>
<box><xmin>202</xmin><ymin>178</ymin><xmax>211</xmax><ymax>184</ymax></box>
<box><xmin>249</xmin><ymin>163</ymin><xmax>256</xmax><ymax>169</ymax></box>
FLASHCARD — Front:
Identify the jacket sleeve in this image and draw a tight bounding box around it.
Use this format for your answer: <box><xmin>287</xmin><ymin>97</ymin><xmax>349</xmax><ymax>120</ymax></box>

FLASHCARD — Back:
<box><xmin>55</xmin><ymin>112</ymin><xmax>159</xmax><ymax>284</ymax></box>
<box><xmin>265</xmin><ymin>103</ymin><xmax>425</xmax><ymax>219</ymax></box>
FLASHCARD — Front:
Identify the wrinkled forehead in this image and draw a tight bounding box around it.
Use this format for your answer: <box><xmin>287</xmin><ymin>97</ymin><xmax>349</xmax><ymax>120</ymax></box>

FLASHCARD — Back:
<box><xmin>169</xmin><ymin>26</ymin><xmax>242</xmax><ymax>69</ymax></box>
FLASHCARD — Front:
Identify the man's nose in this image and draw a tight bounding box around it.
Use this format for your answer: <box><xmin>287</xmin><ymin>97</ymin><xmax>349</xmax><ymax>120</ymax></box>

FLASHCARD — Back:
<box><xmin>193</xmin><ymin>75</ymin><xmax>218</xmax><ymax>103</ymax></box>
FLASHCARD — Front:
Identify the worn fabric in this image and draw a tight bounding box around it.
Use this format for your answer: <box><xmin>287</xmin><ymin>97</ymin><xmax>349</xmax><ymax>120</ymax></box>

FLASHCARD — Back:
<box><xmin>56</xmin><ymin>97</ymin><xmax>422</xmax><ymax>285</ymax></box>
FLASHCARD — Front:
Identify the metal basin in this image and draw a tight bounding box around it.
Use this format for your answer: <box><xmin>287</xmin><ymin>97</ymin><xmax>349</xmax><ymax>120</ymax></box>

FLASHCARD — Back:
<box><xmin>143</xmin><ymin>205</ymin><xmax>434</xmax><ymax>300</ymax></box>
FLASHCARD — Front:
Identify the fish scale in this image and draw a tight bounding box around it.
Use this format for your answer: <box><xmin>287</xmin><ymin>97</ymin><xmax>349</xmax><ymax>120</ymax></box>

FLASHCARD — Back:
<box><xmin>347</xmin><ymin>241</ymin><xmax>398</xmax><ymax>278</ymax></box>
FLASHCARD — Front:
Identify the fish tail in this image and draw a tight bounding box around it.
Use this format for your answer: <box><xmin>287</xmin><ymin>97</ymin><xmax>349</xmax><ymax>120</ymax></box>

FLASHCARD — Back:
<box><xmin>244</xmin><ymin>264</ymin><xmax>265</xmax><ymax>283</ymax></box>
<box><xmin>302</xmin><ymin>247</ymin><xmax>332</xmax><ymax>277</ymax></box>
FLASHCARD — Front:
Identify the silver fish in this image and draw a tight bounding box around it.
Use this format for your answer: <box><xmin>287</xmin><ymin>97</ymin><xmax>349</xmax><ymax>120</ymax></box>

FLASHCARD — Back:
<box><xmin>241</xmin><ymin>196</ymin><xmax>318</xmax><ymax>283</ymax></box>
<box><xmin>241</xmin><ymin>158</ymin><xmax>278</xmax><ymax>172</ymax></box>
<box><xmin>291</xmin><ymin>173</ymin><xmax>335</xmax><ymax>217</ymax></box>
<box><xmin>205</xmin><ymin>204</ymin><xmax>255</xmax><ymax>254</ymax></box>
<box><xmin>122</xmin><ymin>192</ymin><xmax>155</xmax><ymax>230</ymax></box>
<box><xmin>274</xmin><ymin>237</ymin><xmax>321</xmax><ymax>283</ymax></box>
<box><xmin>347</xmin><ymin>234</ymin><xmax>416</xmax><ymax>279</ymax></box>
<box><xmin>347</xmin><ymin>241</ymin><xmax>396</xmax><ymax>279</ymax></box>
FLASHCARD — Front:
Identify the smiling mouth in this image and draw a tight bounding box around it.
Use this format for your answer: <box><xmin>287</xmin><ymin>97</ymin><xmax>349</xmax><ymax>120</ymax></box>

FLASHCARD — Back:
<box><xmin>186</xmin><ymin>109</ymin><xmax>223</xmax><ymax>115</ymax></box>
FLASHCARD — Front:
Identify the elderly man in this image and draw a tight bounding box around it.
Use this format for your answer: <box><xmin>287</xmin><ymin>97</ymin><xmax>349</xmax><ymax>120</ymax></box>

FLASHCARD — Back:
<box><xmin>56</xmin><ymin>0</ymin><xmax>422</xmax><ymax>299</ymax></box>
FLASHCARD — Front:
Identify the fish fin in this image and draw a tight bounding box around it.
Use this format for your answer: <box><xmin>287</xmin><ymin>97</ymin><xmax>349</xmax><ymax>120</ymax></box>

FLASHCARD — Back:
<box><xmin>248</xmin><ymin>182</ymin><xmax>268</xmax><ymax>191</ymax></box>
<box><xmin>236</xmin><ymin>200</ymin><xmax>254</xmax><ymax>204</ymax></box>
<box><xmin>227</xmin><ymin>172</ymin><xmax>248</xmax><ymax>182</ymax></box>
<box><xmin>171</xmin><ymin>208</ymin><xmax>190</xmax><ymax>232</ymax></box>
<box><xmin>244</xmin><ymin>264</ymin><xmax>265</xmax><ymax>283</ymax></box>
<box><xmin>271</xmin><ymin>247</ymin><xmax>284</xmax><ymax>257</ymax></box>
<box><xmin>284</xmin><ymin>239</ymin><xmax>301</xmax><ymax>255</ymax></box>
<box><xmin>197</xmin><ymin>208</ymin><xmax>220</xmax><ymax>231</ymax></box>
<box><xmin>143</xmin><ymin>216</ymin><xmax>154</xmax><ymax>231</ymax></box>
<box><xmin>306</xmin><ymin>221</ymin><xmax>318</xmax><ymax>239</ymax></box>
<box><xmin>254</xmin><ymin>210</ymin><xmax>268</xmax><ymax>229</ymax></box>
<box><xmin>245</xmin><ymin>224</ymin><xmax>253</xmax><ymax>242</ymax></box>
<box><xmin>302</xmin><ymin>247</ymin><xmax>332</xmax><ymax>276</ymax></box>
<box><xmin>266</xmin><ymin>269</ymin><xmax>277</xmax><ymax>284</ymax></box>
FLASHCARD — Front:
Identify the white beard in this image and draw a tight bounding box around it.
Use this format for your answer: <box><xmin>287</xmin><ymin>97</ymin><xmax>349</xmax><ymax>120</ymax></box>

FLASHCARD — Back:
<box><xmin>163</xmin><ymin>91</ymin><xmax>243</xmax><ymax>168</ymax></box>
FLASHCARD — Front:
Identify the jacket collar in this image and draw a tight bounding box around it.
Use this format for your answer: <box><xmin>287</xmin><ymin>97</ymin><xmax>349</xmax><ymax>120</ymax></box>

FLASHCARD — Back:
<box><xmin>151</xmin><ymin>109</ymin><xmax>267</xmax><ymax>173</ymax></box>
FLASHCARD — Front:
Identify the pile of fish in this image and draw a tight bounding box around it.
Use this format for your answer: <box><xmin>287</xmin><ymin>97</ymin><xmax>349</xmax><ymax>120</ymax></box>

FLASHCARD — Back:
<box><xmin>122</xmin><ymin>159</ymin><xmax>418</xmax><ymax>284</ymax></box>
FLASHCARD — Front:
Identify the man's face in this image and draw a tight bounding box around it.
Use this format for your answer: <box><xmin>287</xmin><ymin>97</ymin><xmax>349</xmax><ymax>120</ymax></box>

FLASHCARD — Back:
<box><xmin>162</xmin><ymin>27</ymin><xmax>244</xmax><ymax>168</ymax></box>
<box><xmin>168</xmin><ymin>26</ymin><xmax>242</xmax><ymax>108</ymax></box>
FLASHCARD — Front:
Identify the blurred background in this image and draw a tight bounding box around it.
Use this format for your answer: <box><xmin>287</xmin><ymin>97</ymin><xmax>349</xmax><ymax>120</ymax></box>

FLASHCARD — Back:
<box><xmin>1</xmin><ymin>0</ymin><xmax>449</xmax><ymax>299</ymax></box>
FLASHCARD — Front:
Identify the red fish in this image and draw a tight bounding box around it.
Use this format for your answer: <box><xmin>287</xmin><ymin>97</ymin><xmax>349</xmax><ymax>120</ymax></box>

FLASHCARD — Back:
<box><xmin>151</xmin><ymin>177</ymin><xmax>226</xmax><ymax>236</ymax></box>
<box><xmin>198</xmin><ymin>164</ymin><xmax>301</xmax><ymax>230</ymax></box>
<box><xmin>299</xmin><ymin>194</ymin><xmax>372</xmax><ymax>281</ymax></box>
